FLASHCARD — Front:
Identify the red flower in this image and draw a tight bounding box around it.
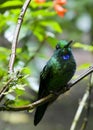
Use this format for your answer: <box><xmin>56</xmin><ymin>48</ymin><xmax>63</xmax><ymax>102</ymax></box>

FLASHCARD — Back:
<box><xmin>54</xmin><ymin>0</ymin><xmax>67</xmax><ymax>5</ymax></box>
<box><xmin>54</xmin><ymin>4</ymin><xmax>67</xmax><ymax>17</ymax></box>
<box><xmin>34</xmin><ymin>0</ymin><xmax>46</xmax><ymax>4</ymax></box>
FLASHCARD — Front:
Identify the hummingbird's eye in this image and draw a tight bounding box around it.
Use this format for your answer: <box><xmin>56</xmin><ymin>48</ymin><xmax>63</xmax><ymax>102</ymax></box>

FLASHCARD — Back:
<box><xmin>56</xmin><ymin>44</ymin><xmax>60</xmax><ymax>50</ymax></box>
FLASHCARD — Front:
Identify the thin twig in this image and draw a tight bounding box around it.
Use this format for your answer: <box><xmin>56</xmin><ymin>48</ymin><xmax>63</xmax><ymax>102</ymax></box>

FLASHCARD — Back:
<box><xmin>80</xmin><ymin>73</ymin><xmax>93</xmax><ymax>130</ymax></box>
<box><xmin>8</xmin><ymin>0</ymin><xmax>32</xmax><ymax>73</ymax></box>
<box><xmin>0</xmin><ymin>94</ymin><xmax>54</xmax><ymax>111</ymax></box>
<box><xmin>68</xmin><ymin>66</ymin><xmax>93</xmax><ymax>88</ymax></box>
<box><xmin>24</xmin><ymin>37</ymin><xmax>47</xmax><ymax>66</ymax></box>
<box><xmin>70</xmin><ymin>69</ymin><xmax>93</xmax><ymax>130</ymax></box>
<box><xmin>70</xmin><ymin>88</ymin><xmax>89</xmax><ymax>130</ymax></box>
<box><xmin>0</xmin><ymin>78</ymin><xmax>13</xmax><ymax>102</ymax></box>
<box><xmin>0</xmin><ymin>66</ymin><xmax>93</xmax><ymax>112</ymax></box>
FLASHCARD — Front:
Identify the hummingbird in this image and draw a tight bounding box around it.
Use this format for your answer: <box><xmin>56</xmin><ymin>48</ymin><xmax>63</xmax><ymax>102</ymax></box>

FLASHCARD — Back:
<box><xmin>34</xmin><ymin>40</ymin><xmax>76</xmax><ymax>126</ymax></box>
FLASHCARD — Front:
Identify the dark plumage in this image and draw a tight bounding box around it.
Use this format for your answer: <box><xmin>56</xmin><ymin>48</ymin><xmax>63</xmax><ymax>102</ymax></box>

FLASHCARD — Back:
<box><xmin>34</xmin><ymin>40</ymin><xmax>76</xmax><ymax>125</ymax></box>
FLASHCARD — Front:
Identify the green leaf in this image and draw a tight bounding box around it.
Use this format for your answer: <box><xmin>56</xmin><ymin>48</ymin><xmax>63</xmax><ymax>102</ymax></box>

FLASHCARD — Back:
<box><xmin>0</xmin><ymin>0</ymin><xmax>8</xmax><ymax>4</ymax></box>
<box><xmin>33</xmin><ymin>25</ymin><xmax>45</xmax><ymax>41</ymax></box>
<box><xmin>34</xmin><ymin>31</ymin><xmax>44</xmax><ymax>41</ymax></box>
<box><xmin>31</xmin><ymin>1</ymin><xmax>53</xmax><ymax>8</ymax></box>
<box><xmin>47</xmin><ymin>36</ymin><xmax>58</xmax><ymax>48</ymax></box>
<box><xmin>31</xmin><ymin>10</ymin><xmax>56</xmax><ymax>17</ymax></box>
<box><xmin>78</xmin><ymin>63</ymin><xmax>91</xmax><ymax>70</ymax></box>
<box><xmin>15</xmin><ymin>84</ymin><xmax>25</xmax><ymax>91</ymax></box>
<box><xmin>21</xmin><ymin>67</ymin><xmax>31</xmax><ymax>75</ymax></box>
<box><xmin>6</xmin><ymin>84</ymin><xmax>25</xmax><ymax>96</ymax></box>
<box><xmin>0</xmin><ymin>47</ymin><xmax>10</xmax><ymax>61</ymax></box>
<box><xmin>16</xmin><ymin>48</ymin><xmax>22</xmax><ymax>54</ymax></box>
<box><xmin>13</xmin><ymin>98</ymin><xmax>30</xmax><ymax>106</ymax></box>
<box><xmin>40</xmin><ymin>21</ymin><xmax>62</xmax><ymax>33</ymax></box>
<box><xmin>0</xmin><ymin>1</ymin><xmax>22</xmax><ymax>7</ymax></box>
<box><xmin>73</xmin><ymin>42</ymin><xmax>93</xmax><ymax>51</ymax></box>
<box><xmin>0</xmin><ymin>0</ymin><xmax>22</xmax><ymax>11</ymax></box>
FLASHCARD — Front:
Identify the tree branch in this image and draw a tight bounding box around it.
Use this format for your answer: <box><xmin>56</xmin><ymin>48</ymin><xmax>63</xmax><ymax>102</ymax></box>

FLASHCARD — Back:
<box><xmin>70</xmin><ymin>70</ymin><xmax>93</xmax><ymax>130</ymax></box>
<box><xmin>0</xmin><ymin>66</ymin><xmax>93</xmax><ymax>111</ymax></box>
<box><xmin>0</xmin><ymin>78</ymin><xmax>13</xmax><ymax>102</ymax></box>
<box><xmin>80</xmin><ymin>73</ymin><xmax>93</xmax><ymax>130</ymax></box>
<box><xmin>70</xmin><ymin>88</ymin><xmax>89</xmax><ymax>130</ymax></box>
<box><xmin>8</xmin><ymin>0</ymin><xmax>32</xmax><ymax>73</ymax></box>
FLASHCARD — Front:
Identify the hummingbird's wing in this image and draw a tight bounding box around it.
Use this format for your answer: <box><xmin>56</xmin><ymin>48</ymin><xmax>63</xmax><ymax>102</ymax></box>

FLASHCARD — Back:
<box><xmin>38</xmin><ymin>64</ymin><xmax>52</xmax><ymax>99</ymax></box>
<box><xmin>34</xmin><ymin>64</ymin><xmax>52</xmax><ymax>126</ymax></box>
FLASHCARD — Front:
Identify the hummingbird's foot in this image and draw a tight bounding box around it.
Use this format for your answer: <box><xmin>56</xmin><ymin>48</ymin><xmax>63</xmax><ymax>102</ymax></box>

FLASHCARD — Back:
<box><xmin>66</xmin><ymin>82</ymin><xmax>72</xmax><ymax>90</ymax></box>
<box><xmin>49</xmin><ymin>91</ymin><xmax>59</xmax><ymax>96</ymax></box>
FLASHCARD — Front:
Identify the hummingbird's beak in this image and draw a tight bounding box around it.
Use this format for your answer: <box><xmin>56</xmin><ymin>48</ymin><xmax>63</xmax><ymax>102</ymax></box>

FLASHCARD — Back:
<box><xmin>64</xmin><ymin>40</ymin><xmax>73</xmax><ymax>48</ymax></box>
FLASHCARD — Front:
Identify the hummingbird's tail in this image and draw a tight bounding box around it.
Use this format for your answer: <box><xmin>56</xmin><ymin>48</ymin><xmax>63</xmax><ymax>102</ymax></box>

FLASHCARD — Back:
<box><xmin>34</xmin><ymin>103</ymin><xmax>48</xmax><ymax>126</ymax></box>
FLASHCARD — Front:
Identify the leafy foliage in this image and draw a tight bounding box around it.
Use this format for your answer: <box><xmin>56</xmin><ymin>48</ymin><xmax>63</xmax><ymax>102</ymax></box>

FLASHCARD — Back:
<box><xmin>0</xmin><ymin>0</ymin><xmax>93</xmax><ymax>109</ymax></box>
<box><xmin>74</xmin><ymin>42</ymin><xmax>93</xmax><ymax>51</ymax></box>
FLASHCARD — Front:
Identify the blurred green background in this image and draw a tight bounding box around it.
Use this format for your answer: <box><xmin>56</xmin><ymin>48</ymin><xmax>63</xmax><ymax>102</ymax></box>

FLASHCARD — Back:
<box><xmin>0</xmin><ymin>0</ymin><xmax>93</xmax><ymax>130</ymax></box>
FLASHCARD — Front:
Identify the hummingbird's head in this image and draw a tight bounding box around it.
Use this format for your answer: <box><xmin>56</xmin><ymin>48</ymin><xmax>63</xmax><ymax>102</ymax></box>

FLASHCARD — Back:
<box><xmin>55</xmin><ymin>40</ymin><xmax>73</xmax><ymax>60</ymax></box>
<box><xmin>56</xmin><ymin>40</ymin><xmax>73</xmax><ymax>50</ymax></box>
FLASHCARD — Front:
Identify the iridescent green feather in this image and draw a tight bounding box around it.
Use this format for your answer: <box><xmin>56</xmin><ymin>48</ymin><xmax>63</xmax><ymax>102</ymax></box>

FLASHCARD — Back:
<box><xmin>34</xmin><ymin>40</ymin><xmax>76</xmax><ymax>125</ymax></box>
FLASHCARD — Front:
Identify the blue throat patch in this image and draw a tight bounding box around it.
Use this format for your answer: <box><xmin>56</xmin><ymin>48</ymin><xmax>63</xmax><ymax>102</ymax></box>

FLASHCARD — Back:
<box><xmin>62</xmin><ymin>54</ymin><xmax>70</xmax><ymax>60</ymax></box>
